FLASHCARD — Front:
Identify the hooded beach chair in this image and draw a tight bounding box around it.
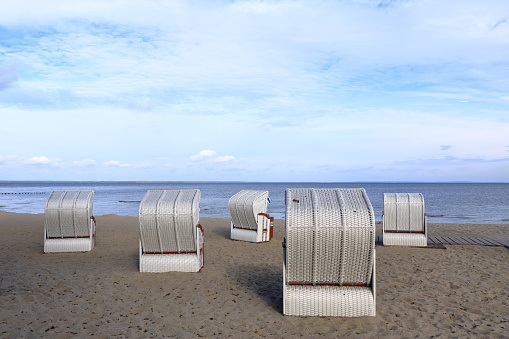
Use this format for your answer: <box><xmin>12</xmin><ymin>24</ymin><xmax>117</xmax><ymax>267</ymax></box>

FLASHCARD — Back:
<box><xmin>44</xmin><ymin>190</ymin><xmax>96</xmax><ymax>253</ymax></box>
<box><xmin>138</xmin><ymin>190</ymin><xmax>203</xmax><ymax>273</ymax></box>
<box><xmin>228</xmin><ymin>190</ymin><xmax>274</xmax><ymax>243</ymax></box>
<box><xmin>283</xmin><ymin>188</ymin><xmax>376</xmax><ymax>317</ymax></box>
<box><xmin>382</xmin><ymin>193</ymin><xmax>427</xmax><ymax>247</ymax></box>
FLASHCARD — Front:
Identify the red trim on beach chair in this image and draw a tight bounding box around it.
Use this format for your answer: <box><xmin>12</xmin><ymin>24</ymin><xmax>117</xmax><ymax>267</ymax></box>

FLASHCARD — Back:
<box><xmin>145</xmin><ymin>251</ymin><xmax>198</xmax><ymax>254</ymax></box>
<box><xmin>288</xmin><ymin>282</ymin><xmax>368</xmax><ymax>287</ymax></box>
<box><xmin>48</xmin><ymin>236</ymin><xmax>91</xmax><ymax>239</ymax></box>
<box><xmin>258</xmin><ymin>213</ymin><xmax>274</xmax><ymax>240</ymax></box>
<box><xmin>385</xmin><ymin>230</ymin><xmax>425</xmax><ymax>234</ymax></box>
<box><xmin>258</xmin><ymin>213</ymin><xmax>273</xmax><ymax>220</ymax></box>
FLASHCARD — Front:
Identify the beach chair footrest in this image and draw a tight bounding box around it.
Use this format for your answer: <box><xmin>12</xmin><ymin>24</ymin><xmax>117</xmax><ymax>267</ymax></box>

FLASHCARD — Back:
<box><xmin>284</xmin><ymin>285</ymin><xmax>375</xmax><ymax>317</ymax></box>
<box><xmin>140</xmin><ymin>253</ymin><xmax>202</xmax><ymax>273</ymax></box>
<box><xmin>44</xmin><ymin>237</ymin><xmax>94</xmax><ymax>253</ymax></box>
<box><xmin>383</xmin><ymin>233</ymin><xmax>427</xmax><ymax>247</ymax></box>
<box><xmin>231</xmin><ymin>228</ymin><xmax>260</xmax><ymax>242</ymax></box>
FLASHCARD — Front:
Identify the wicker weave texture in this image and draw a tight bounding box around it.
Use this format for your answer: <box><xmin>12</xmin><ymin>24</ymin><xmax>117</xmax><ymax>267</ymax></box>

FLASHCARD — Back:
<box><xmin>229</xmin><ymin>190</ymin><xmax>272</xmax><ymax>243</ymax></box>
<box><xmin>230</xmin><ymin>228</ymin><xmax>259</xmax><ymax>242</ymax></box>
<box><xmin>139</xmin><ymin>226</ymin><xmax>204</xmax><ymax>273</ymax></box>
<box><xmin>140</xmin><ymin>253</ymin><xmax>201</xmax><ymax>273</ymax></box>
<box><xmin>44</xmin><ymin>237</ymin><xmax>94</xmax><ymax>253</ymax></box>
<box><xmin>228</xmin><ymin>190</ymin><xmax>268</xmax><ymax>231</ymax></box>
<box><xmin>139</xmin><ymin>190</ymin><xmax>203</xmax><ymax>273</ymax></box>
<box><xmin>139</xmin><ymin>190</ymin><xmax>200</xmax><ymax>253</ymax></box>
<box><xmin>383</xmin><ymin>232</ymin><xmax>427</xmax><ymax>247</ymax></box>
<box><xmin>383</xmin><ymin>193</ymin><xmax>425</xmax><ymax>232</ymax></box>
<box><xmin>284</xmin><ymin>285</ymin><xmax>375</xmax><ymax>317</ymax></box>
<box><xmin>45</xmin><ymin>191</ymin><xmax>94</xmax><ymax>238</ymax></box>
<box><xmin>383</xmin><ymin>193</ymin><xmax>427</xmax><ymax>246</ymax></box>
<box><xmin>284</xmin><ymin>188</ymin><xmax>376</xmax><ymax>317</ymax></box>
<box><xmin>230</xmin><ymin>212</ymin><xmax>273</xmax><ymax>242</ymax></box>
<box><xmin>282</xmin><ymin>247</ymin><xmax>376</xmax><ymax>317</ymax></box>
<box><xmin>44</xmin><ymin>190</ymin><xmax>95</xmax><ymax>253</ymax></box>
<box><xmin>285</xmin><ymin>188</ymin><xmax>375</xmax><ymax>285</ymax></box>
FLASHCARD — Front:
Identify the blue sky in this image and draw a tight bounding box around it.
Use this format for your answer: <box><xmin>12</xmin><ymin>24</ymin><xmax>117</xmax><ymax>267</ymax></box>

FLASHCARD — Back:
<box><xmin>1</xmin><ymin>0</ymin><xmax>508</xmax><ymax>182</ymax></box>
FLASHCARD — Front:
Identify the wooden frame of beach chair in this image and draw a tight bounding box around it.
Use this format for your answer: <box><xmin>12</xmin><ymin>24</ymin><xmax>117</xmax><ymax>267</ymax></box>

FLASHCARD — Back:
<box><xmin>382</xmin><ymin>193</ymin><xmax>427</xmax><ymax>247</ymax></box>
<box><xmin>44</xmin><ymin>190</ymin><xmax>96</xmax><ymax>253</ymax></box>
<box><xmin>283</xmin><ymin>188</ymin><xmax>376</xmax><ymax>317</ymax></box>
<box><xmin>139</xmin><ymin>190</ymin><xmax>203</xmax><ymax>273</ymax></box>
<box><xmin>228</xmin><ymin>190</ymin><xmax>274</xmax><ymax>243</ymax></box>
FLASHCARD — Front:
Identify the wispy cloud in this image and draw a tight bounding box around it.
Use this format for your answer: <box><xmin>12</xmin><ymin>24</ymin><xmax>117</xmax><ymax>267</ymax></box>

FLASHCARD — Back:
<box><xmin>22</xmin><ymin>156</ymin><xmax>56</xmax><ymax>165</ymax></box>
<box><xmin>189</xmin><ymin>150</ymin><xmax>237</xmax><ymax>165</ymax></box>
<box><xmin>0</xmin><ymin>155</ymin><xmax>97</xmax><ymax>169</ymax></box>
<box><xmin>0</xmin><ymin>0</ymin><xmax>508</xmax><ymax>181</ymax></box>
<box><xmin>190</xmin><ymin>150</ymin><xmax>217</xmax><ymax>161</ymax></box>
<box><xmin>104</xmin><ymin>160</ymin><xmax>129</xmax><ymax>167</ymax></box>
<box><xmin>213</xmin><ymin>155</ymin><xmax>236</xmax><ymax>163</ymax></box>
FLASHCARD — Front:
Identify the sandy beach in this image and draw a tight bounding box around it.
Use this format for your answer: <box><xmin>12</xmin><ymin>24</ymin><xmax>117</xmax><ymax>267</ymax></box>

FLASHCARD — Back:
<box><xmin>1</xmin><ymin>211</ymin><xmax>508</xmax><ymax>338</ymax></box>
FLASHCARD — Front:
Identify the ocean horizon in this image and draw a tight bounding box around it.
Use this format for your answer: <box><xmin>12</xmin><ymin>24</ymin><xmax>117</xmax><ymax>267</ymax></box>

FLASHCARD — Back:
<box><xmin>1</xmin><ymin>181</ymin><xmax>508</xmax><ymax>225</ymax></box>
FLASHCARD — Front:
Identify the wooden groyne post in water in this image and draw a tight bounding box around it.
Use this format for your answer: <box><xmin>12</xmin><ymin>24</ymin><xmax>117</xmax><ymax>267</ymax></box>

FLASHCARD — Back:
<box><xmin>0</xmin><ymin>192</ymin><xmax>47</xmax><ymax>195</ymax></box>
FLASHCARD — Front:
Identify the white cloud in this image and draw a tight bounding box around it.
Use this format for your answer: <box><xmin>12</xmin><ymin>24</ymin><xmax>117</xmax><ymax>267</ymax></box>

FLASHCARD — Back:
<box><xmin>189</xmin><ymin>150</ymin><xmax>237</xmax><ymax>164</ymax></box>
<box><xmin>104</xmin><ymin>160</ymin><xmax>129</xmax><ymax>167</ymax></box>
<box><xmin>71</xmin><ymin>159</ymin><xmax>97</xmax><ymax>167</ymax></box>
<box><xmin>0</xmin><ymin>0</ymin><xmax>508</xmax><ymax>181</ymax></box>
<box><xmin>190</xmin><ymin>150</ymin><xmax>217</xmax><ymax>161</ymax></box>
<box><xmin>213</xmin><ymin>155</ymin><xmax>236</xmax><ymax>163</ymax></box>
<box><xmin>23</xmin><ymin>156</ymin><xmax>56</xmax><ymax>165</ymax></box>
<box><xmin>0</xmin><ymin>156</ymin><xmax>99</xmax><ymax>169</ymax></box>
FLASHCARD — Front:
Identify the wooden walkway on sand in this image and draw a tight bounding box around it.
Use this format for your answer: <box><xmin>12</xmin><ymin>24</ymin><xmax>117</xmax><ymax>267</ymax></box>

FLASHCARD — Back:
<box><xmin>427</xmin><ymin>236</ymin><xmax>503</xmax><ymax>246</ymax></box>
<box><xmin>376</xmin><ymin>236</ymin><xmax>509</xmax><ymax>248</ymax></box>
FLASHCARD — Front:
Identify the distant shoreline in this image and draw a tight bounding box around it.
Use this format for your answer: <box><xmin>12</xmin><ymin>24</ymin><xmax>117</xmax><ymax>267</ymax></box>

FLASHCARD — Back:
<box><xmin>2</xmin><ymin>211</ymin><xmax>508</xmax><ymax>236</ymax></box>
<box><xmin>2</xmin><ymin>181</ymin><xmax>509</xmax><ymax>224</ymax></box>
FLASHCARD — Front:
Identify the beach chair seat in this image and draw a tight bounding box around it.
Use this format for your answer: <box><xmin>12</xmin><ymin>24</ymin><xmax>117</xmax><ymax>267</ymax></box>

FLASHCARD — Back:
<box><xmin>139</xmin><ymin>190</ymin><xmax>203</xmax><ymax>273</ymax></box>
<box><xmin>283</xmin><ymin>188</ymin><xmax>376</xmax><ymax>317</ymax></box>
<box><xmin>228</xmin><ymin>190</ymin><xmax>273</xmax><ymax>243</ymax></box>
<box><xmin>383</xmin><ymin>193</ymin><xmax>427</xmax><ymax>247</ymax></box>
<box><xmin>44</xmin><ymin>190</ymin><xmax>95</xmax><ymax>253</ymax></box>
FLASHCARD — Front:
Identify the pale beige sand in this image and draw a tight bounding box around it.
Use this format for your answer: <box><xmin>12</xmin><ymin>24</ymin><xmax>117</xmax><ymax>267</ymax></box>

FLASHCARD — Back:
<box><xmin>1</xmin><ymin>212</ymin><xmax>508</xmax><ymax>338</ymax></box>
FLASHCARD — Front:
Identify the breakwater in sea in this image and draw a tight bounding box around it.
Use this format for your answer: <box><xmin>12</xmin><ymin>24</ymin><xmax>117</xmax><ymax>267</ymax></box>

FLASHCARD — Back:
<box><xmin>1</xmin><ymin>181</ymin><xmax>508</xmax><ymax>224</ymax></box>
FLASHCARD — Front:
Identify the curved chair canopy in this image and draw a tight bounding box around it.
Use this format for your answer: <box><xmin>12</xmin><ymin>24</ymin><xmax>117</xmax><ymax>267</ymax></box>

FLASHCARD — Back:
<box><xmin>44</xmin><ymin>190</ymin><xmax>95</xmax><ymax>253</ymax></box>
<box><xmin>383</xmin><ymin>193</ymin><xmax>427</xmax><ymax>247</ymax></box>
<box><xmin>229</xmin><ymin>190</ymin><xmax>273</xmax><ymax>243</ymax></box>
<box><xmin>139</xmin><ymin>189</ymin><xmax>203</xmax><ymax>273</ymax></box>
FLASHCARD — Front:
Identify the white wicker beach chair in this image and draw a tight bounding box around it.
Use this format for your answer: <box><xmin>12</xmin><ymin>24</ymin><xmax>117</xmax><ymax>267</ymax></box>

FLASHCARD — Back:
<box><xmin>44</xmin><ymin>190</ymin><xmax>96</xmax><ymax>253</ymax></box>
<box><xmin>228</xmin><ymin>190</ymin><xmax>273</xmax><ymax>243</ymax></box>
<box><xmin>139</xmin><ymin>190</ymin><xmax>203</xmax><ymax>273</ymax></box>
<box><xmin>382</xmin><ymin>193</ymin><xmax>427</xmax><ymax>247</ymax></box>
<box><xmin>283</xmin><ymin>188</ymin><xmax>376</xmax><ymax>317</ymax></box>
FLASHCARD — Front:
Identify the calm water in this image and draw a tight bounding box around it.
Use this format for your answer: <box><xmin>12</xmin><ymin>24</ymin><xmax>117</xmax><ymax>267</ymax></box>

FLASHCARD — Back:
<box><xmin>1</xmin><ymin>181</ymin><xmax>508</xmax><ymax>224</ymax></box>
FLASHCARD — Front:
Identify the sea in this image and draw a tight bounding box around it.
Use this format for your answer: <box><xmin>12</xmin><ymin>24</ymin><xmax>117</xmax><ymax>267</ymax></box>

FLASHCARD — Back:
<box><xmin>1</xmin><ymin>181</ymin><xmax>508</xmax><ymax>224</ymax></box>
